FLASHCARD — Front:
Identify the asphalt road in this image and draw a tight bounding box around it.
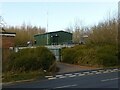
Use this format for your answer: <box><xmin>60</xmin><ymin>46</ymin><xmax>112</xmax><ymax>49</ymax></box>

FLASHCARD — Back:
<box><xmin>2</xmin><ymin>70</ymin><xmax>120</xmax><ymax>89</ymax></box>
<box><xmin>56</xmin><ymin>62</ymin><xmax>99</xmax><ymax>74</ymax></box>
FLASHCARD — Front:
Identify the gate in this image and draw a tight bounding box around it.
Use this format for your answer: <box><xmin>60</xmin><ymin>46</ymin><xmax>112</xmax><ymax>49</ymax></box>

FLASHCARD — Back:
<box><xmin>49</xmin><ymin>48</ymin><xmax>61</xmax><ymax>62</ymax></box>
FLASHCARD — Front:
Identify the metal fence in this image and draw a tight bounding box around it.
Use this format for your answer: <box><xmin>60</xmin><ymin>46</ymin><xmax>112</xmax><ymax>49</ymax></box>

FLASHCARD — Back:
<box><xmin>12</xmin><ymin>45</ymin><xmax>74</xmax><ymax>62</ymax></box>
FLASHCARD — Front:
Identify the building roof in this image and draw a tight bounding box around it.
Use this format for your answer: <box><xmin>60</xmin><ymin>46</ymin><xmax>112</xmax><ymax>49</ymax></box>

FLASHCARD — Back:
<box><xmin>0</xmin><ymin>32</ymin><xmax>16</xmax><ymax>37</ymax></box>
<box><xmin>34</xmin><ymin>30</ymin><xmax>72</xmax><ymax>37</ymax></box>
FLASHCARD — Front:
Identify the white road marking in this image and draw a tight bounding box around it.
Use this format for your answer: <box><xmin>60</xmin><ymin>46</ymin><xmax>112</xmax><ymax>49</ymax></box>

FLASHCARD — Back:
<box><xmin>87</xmin><ymin>73</ymin><xmax>94</xmax><ymax>75</ymax></box>
<box><xmin>46</xmin><ymin>69</ymin><xmax>120</xmax><ymax>80</ymax></box>
<box><xmin>55</xmin><ymin>84</ymin><xmax>77</xmax><ymax>88</ymax></box>
<box><xmin>110</xmin><ymin>70</ymin><xmax>115</xmax><ymax>72</ymax></box>
<box><xmin>101</xmin><ymin>77</ymin><xmax>119</xmax><ymax>82</ymax></box>
<box><xmin>65</xmin><ymin>74</ymin><xmax>73</xmax><ymax>76</ymax></box>
<box><xmin>45</xmin><ymin>76</ymin><xmax>53</xmax><ymax>78</ymax></box>
<box><xmin>95</xmin><ymin>72</ymin><xmax>101</xmax><ymax>74</ymax></box>
<box><xmin>103</xmin><ymin>71</ymin><xmax>109</xmax><ymax>73</ymax></box>
<box><xmin>56</xmin><ymin>75</ymin><xmax>63</xmax><ymax>77</ymax></box>
<box><xmin>78</xmin><ymin>73</ymin><xmax>85</xmax><ymax>76</ymax></box>
<box><xmin>48</xmin><ymin>77</ymin><xmax>56</xmax><ymax>80</ymax></box>
<box><xmin>106</xmin><ymin>70</ymin><xmax>111</xmax><ymax>72</ymax></box>
<box><xmin>69</xmin><ymin>75</ymin><xmax>76</xmax><ymax>77</ymax></box>
<box><xmin>59</xmin><ymin>76</ymin><xmax>67</xmax><ymax>78</ymax></box>
<box><xmin>113</xmin><ymin>69</ymin><xmax>118</xmax><ymax>71</ymax></box>
<box><xmin>83</xmin><ymin>72</ymin><xmax>90</xmax><ymax>74</ymax></box>
<box><xmin>91</xmin><ymin>71</ymin><xmax>98</xmax><ymax>73</ymax></box>
<box><xmin>74</xmin><ymin>73</ymin><xmax>80</xmax><ymax>75</ymax></box>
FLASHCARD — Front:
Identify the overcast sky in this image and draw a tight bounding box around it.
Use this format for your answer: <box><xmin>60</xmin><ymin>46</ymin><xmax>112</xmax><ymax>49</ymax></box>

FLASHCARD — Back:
<box><xmin>0</xmin><ymin>1</ymin><xmax>119</xmax><ymax>32</ymax></box>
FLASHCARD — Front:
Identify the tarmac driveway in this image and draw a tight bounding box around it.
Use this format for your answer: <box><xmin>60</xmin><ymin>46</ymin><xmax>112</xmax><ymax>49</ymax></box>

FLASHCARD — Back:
<box><xmin>56</xmin><ymin>62</ymin><xmax>100</xmax><ymax>74</ymax></box>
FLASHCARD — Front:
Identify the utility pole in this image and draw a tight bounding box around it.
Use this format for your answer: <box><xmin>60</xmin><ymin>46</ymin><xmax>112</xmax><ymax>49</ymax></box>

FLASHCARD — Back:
<box><xmin>0</xmin><ymin>16</ymin><xmax>2</xmax><ymax>31</ymax></box>
<box><xmin>46</xmin><ymin>11</ymin><xmax>49</xmax><ymax>45</ymax></box>
<box><xmin>0</xmin><ymin>16</ymin><xmax>3</xmax><ymax>79</ymax></box>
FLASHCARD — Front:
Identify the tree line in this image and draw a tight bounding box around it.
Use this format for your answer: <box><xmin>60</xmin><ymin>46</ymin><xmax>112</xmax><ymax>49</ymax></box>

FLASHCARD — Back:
<box><xmin>5</xmin><ymin>23</ymin><xmax>46</xmax><ymax>46</ymax></box>
<box><xmin>4</xmin><ymin>14</ymin><xmax>118</xmax><ymax>47</ymax></box>
<box><xmin>62</xmin><ymin>15</ymin><xmax>118</xmax><ymax>67</ymax></box>
<box><xmin>65</xmin><ymin>16</ymin><xmax>117</xmax><ymax>46</ymax></box>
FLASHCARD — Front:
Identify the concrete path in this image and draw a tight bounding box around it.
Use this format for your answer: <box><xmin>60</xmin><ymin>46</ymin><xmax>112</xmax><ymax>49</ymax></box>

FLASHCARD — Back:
<box><xmin>56</xmin><ymin>62</ymin><xmax>100</xmax><ymax>74</ymax></box>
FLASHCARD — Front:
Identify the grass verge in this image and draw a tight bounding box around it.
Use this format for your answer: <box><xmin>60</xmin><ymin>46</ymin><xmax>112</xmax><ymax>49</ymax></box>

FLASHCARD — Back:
<box><xmin>2</xmin><ymin>70</ymin><xmax>46</xmax><ymax>83</ymax></box>
<box><xmin>2</xmin><ymin>66</ymin><xmax>59</xmax><ymax>83</ymax></box>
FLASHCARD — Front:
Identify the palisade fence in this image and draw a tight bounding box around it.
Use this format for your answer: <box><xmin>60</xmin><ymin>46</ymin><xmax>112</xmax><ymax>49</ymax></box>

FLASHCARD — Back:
<box><xmin>12</xmin><ymin>45</ymin><xmax>74</xmax><ymax>62</ymax></box>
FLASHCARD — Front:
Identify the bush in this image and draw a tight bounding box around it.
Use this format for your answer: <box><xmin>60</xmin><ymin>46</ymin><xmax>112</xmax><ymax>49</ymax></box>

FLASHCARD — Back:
<box><xmin>96</xmin><ymin>45</ymin><xmax>118</xmax><ymax>67</ymax></box>
<box><xmin>7</xmin><ymin>47</ymin><xmax>56</xmax><ymax>72</ymax></box>
<box><xmin>62</xmin><ymin>45</ymin><xmax>118</xmax><ymax>67</ymax></box>
<box><xmin>62</xmin><ymin>48</ymin><xmax>76</xmax><ymax>64</ymax></box>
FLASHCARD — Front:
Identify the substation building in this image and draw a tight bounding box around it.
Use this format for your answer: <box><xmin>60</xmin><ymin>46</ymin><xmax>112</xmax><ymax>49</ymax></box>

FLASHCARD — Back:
<box><xmin>34</xmin><ymin>30</ymin><xmax>72</xmax><ymax>46</ymax></box>
<box><xmin>34</xmin><ymin>30</ymin><xmax>73</xmax><ymax>61</ymax></box>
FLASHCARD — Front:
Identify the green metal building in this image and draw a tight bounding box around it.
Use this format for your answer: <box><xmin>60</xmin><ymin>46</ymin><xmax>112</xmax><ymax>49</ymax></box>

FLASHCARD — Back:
<box><xmin>34</xmin><ymin>30</ymin><xmax>72</xmax><ymax>46</ymax></box>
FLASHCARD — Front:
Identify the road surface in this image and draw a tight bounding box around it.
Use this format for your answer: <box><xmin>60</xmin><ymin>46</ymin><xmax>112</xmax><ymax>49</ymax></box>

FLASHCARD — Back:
<box><xmin>56</xmin><ymin>62</ymin><xmax>99</xmax><ymax>74</ymax></box>
<box><xmin>2</xmin><ymin>68</ymin><xmax>120</xmax><ymax>89</ymax></box>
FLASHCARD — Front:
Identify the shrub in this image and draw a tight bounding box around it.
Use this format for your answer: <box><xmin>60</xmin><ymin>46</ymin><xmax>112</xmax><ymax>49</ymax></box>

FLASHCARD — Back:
<box><xmin>62</xmin><ymin>45</ymin><xmax>118</xmax><ymax>67</ymax></box>
<box><xmin>62</xmin><ymin>48</ymin><xmax>76</xmax><ymax>64</ymax></box>
<box><xmin>96</xmin><ymin>45</ymin><xmax>118</xmax><ymax>67</ymax></box>
<box><xmin>8</xmin><ymin>47</ymin><xmax>56</xmax><ymax>72</ymax></box>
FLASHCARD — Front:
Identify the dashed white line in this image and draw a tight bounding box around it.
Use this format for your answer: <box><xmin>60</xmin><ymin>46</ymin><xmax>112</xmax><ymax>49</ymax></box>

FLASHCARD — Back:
<box><xmin>103</xmin><ymin>71</ymin><xmax>109</xmax><ymax>73</ymax></box>
<box><xmin>91</xmin><ymin>71</ymin><xmax>98</xmax><ymax>73</ymax></box>
<box><xmin>46</xmin><ymin>68</ymin><xmax>119</xmax><ymax>80</ymax></box>
<box><xmin>55</xmin><ymin>84</ymin><xmax>77</xmax><ymax>88</ymax></box>
<box><xmin>87</xmin><ymin>72</ymin><xmax>94</xmax><ymax>75</ymax></box>
<box><xmin>74</xmin><ymin>73</ymin><xmax>80</xmax><ymax>75</ymax></box>
<box><xmin>106</xmin><ymin>70</ymin><xmax>111</xmax><ymax>72</ymax></box>
<box><xmin>48</xmin><ymin>77</ymin><xmax>57</xmax><ymax>80</ymax></box>
<box><xmin>110</xmin><ymin>70</ymin><xmax>115</xmax><ymax>72</ymax></box>
<box><xmin>65</xmin><ymin>74</ymin><xmax>73</xmax><ymax>76</ymax></box>
<box><xmin>109</xmin><ymin>70</ymin><xmax>115</xmax><ymax>72</ymax></box>
<box><xmin>95</xmin><ymin>72</ymin><xmax>101</xmax><ymax>74</ymax></box>
<box><xmin>101</xmin><ymin>77</ymin><xmax>119</xmax><ymax>82</ymax></box>
<box><xmin>83</xmin><ymin>72</ymin><xmax>90</xmax><ymax>74</ymax></box>
<box><xmin>59</xmin><ymin>76</ymin><xmax>67</xmax><ymax>78</ymax></box>
<box><xmin>56</xmin><ymin>75</ymin><xmax>63</xmax><ymax>77</ymax></box>
<box><xmin>113</xmin><ymin>69</ymin><xmax>118</xmax><ymax>71</ymax></box>
<box><xmin>45</xmin><ymin>76</ymin><xmax>53</xmax><ymax>78</ymax></box>
<box><xmin>69</xmin><ymin>75</ymin><xmax>76</xmax><ymax>77</ymax></box>
<box><xmin>78</xmin><ymin>73</ymin><xmax>85</xmax><ymax>76</ymax></box>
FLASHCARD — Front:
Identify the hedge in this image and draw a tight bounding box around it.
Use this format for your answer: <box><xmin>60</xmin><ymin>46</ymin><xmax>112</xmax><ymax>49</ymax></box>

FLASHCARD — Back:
<box><xmin>7</xmin><ymin>46</ymin><xmax>56</xmax><ymax>72</ymax></box>
<box><xmin>62</xmin><ymin>45</ymin><xmax>118</xmax><ymax>67</ymax></box>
